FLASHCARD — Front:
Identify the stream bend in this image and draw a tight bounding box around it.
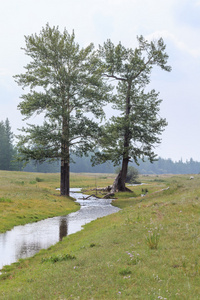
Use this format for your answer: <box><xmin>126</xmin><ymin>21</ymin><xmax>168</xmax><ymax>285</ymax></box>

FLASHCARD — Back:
<box><xmin>0</xmin><ymin>188</ymin><xmax>120</xmax><ymax>269</ymax></box>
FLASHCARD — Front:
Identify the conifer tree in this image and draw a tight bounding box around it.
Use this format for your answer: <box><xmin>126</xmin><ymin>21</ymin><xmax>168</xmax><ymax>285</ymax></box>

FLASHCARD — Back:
<box><xmin>0</xmin><ymin>118</ymin><xmax>14</xmax><ymax>170</ymax></box>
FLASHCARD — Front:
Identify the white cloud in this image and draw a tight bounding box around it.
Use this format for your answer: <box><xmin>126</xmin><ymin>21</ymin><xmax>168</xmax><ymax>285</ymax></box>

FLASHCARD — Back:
<box><xmin>146</xmin><ymin>30</ymin><xmax>200</xmax><ymax>58</ymax></box>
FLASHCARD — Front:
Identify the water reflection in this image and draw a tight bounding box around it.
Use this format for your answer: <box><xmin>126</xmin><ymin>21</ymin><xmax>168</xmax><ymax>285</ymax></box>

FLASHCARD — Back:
<box><xmin>0</xmin><ymin>189</ymin><xmax>120</xmax><ymax>270</ymax></box>
<box><xmin>59</xmin><ymin>218</ymin><xmax>68</xmax><ymax>241</ymax></box>
<box><xmin>16</xmin><ymin>241</ymin><xmax>41</xmax><ymax>260</ymax></box>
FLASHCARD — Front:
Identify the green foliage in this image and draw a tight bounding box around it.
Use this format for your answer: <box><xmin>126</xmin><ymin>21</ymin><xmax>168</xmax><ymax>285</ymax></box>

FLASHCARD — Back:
<box><xmin>14</xmin><ymin>24</ymin><xmax>112</xmax><ymax>195</ymax></box>
<box><xmin>94</xmin><ymin>36</ymin><xmax>171</xmax><ymax>190</ymax></box>
<box><xmin>116</xmin><ymin>166</ymin><xmax>140</xmax><ymax>183</ymax></box>
<box><xmin>125</xmin><ymin>166</ymin><xmax>139</xmax><ymax>183</ymax></box>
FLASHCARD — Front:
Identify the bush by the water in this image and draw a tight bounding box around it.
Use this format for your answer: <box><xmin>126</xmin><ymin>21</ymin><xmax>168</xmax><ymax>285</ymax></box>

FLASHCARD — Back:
<box><xmin>115</xmin><ymin>166</ymin><xmax>140</xmax><ymax>184</ymax></box>
<box><xmin>126</xmin><ymin>166</ymin><xmax>140</xmax><ymax>183</ymax></box>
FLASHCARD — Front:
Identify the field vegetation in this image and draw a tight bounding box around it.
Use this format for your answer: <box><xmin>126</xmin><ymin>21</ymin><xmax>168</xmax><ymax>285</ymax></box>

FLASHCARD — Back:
<box><xmin>0</xmin><ymin>171</ymin><xmax>200</xmax><ymax>299</ymax></box>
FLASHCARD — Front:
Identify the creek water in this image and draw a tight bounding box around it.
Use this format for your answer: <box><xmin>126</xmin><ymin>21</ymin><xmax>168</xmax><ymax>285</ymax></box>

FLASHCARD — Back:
<box><xmin>0</xmin><ymin>188</ymin><xmax>120</xmax><ymax>270</ymax></box>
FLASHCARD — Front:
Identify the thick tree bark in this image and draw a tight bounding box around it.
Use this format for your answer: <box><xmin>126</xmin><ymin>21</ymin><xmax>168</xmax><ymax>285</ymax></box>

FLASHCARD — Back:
<box><xmin>60</xmin><ymin>159</ymin><xmax>70</xmax><ymax>196</ymax></box>
<box><xmin>111</xmin><ymin>160</ymin><xmax>132</xmax><ymax>193</ymax></box>
<box><xmin>111</xmin><ymin>170</ymin><xmax>123</xmax><ymax>193</ymax></box>
<box><xmin>60</xmin><ymin>92</ymin><xmax>70</xmax><ymax>196</ymax></box>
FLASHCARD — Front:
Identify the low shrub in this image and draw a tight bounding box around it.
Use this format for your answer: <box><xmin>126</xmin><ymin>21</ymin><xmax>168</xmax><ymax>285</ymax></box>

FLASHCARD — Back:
<box><xmin>35</xmin><ymin>177</ymin><xmax>44</xmax><ymax>182</ymax></box>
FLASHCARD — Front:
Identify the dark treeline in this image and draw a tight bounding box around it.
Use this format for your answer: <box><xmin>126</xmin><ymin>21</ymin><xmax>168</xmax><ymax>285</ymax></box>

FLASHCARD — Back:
<box><xmin>1</xmin><ymin>119</ymin><xmax>200</xmax><ymax>174</ymax></box>
<box><xmin>71</xmin><ymin>156</ymin><xmax>200</xmax><ymax>175</ymax></box>
<box><xmin>132</xmin><ymin>157</ymin><xmax>200</xmax><ymax>175</ymax></box>
<box><xmin>0</xmin><ymin>119</ymin><xmax>19</xmax><ymax>170</ymax></box>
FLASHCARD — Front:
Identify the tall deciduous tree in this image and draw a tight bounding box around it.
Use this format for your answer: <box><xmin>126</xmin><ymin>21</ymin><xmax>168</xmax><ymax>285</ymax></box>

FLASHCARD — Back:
<box><xmin>94</xmin><ymin>36</ymin><xmax>171</xmax><ymax>192</ymax></box>
<box><xmin>14</xmin><ymin>24</ymin><xmax>111</xmax><ymax>196</ymax></box>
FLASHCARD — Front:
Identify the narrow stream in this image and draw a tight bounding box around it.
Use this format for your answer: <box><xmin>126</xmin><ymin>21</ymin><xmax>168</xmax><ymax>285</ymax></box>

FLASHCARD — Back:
<box><xmin>0</xmin><ymin>188</ymin><xmax>120</xmax><ymax>270</ymax></box>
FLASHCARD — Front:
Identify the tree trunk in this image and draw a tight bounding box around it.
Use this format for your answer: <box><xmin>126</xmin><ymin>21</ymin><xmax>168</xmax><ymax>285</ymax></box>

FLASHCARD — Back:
<box><xmin>111</xmin><ymin>82</ymin><xmax>132</xmax><ymax>193</ymax></box>
<box><xmin>60</xmin><ymin>93</ymin><xmax>70</xmax><ymax>196</ymax></box>
<box><xmin>111</xmin><ymin>157</ymin><xmax>129</xmax><ymax>193</ymax></box>
<box><xmin>60</xmin><ymin>158</ymin><xmax>70</xmax><ymax>196</ymax></box>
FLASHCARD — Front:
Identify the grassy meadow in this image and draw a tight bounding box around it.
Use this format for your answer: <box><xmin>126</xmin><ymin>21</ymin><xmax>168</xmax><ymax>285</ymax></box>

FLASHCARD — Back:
<box><xmin>0</xmin><ymin>171</ymin><xmax>115</xmax><ymax>233</ymax></box>
<box><xmin>0</xmin><ymin>171</ymin><xmax>200</xmax><ymax>299</ymax></box>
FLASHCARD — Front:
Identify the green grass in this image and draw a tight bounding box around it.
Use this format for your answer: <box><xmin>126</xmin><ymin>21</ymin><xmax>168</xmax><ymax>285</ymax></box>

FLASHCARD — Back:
<box><xmin>1</xmin><ymin>172</ymin><xmax>200</xmax><ymax>299</ymax></box>
<box><xmin>0</xmin><ymin>171</ymin><xmax>116</xmax><ymax>233</ymax></box>
<box><xmin>0</xmin><ymin>197</ymin><xmax>12</xmax><ymax>203</ymax></box>
<box><xmin>0</xmin><ymin>171</ymin><xmax>79</xmax><ymax>233</ymax></box>
<box><xmin>41</xmin><ymin>253</ymin><xmax>76</xmax><ymax>263</ymax></box>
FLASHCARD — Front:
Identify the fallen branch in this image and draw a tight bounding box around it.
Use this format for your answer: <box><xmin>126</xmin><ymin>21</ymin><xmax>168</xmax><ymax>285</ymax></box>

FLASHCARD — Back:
<box><xmin>83</xmin><ymin>194</ymin><xmax>101</xmax><ymax>200</ymax></box>
<box><xmin>90</xmin><ymin>186</ymin><xmax>112</xmax><ymax>192</ymax></box>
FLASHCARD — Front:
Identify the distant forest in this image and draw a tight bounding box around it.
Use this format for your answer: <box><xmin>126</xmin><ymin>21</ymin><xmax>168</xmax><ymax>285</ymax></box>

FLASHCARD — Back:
<box><xmin>23</xmin><ymin>155</ymin><xmax>200</xmax><ymax>175</ymax></box>
<box><xmin>0</xmin><ymin>118</ymin><xmax>19</xmax><ymax>171</ymax></box>
<box><xmin>0</xmin><ymin>119</ymin><xmax>200</xmax><ymax>175</ymax></box>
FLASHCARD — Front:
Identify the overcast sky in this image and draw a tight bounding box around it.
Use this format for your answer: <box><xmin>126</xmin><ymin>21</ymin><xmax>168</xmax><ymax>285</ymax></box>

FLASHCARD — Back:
<box><xmin>0</xmin><ymin>0</ymin><xmax>200</xmax><ymax>162</ymax></box>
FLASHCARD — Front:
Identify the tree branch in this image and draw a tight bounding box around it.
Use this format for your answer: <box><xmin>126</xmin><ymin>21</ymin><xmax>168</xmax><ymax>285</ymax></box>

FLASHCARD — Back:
<box><xmin>103</xmin><ymin>73</ymin><xmax>126</xmax><ymax>81</ymax></box>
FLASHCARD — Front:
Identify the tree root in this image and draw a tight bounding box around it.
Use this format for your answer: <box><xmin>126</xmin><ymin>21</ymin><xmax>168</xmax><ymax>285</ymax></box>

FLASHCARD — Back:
<box><xmin>103</xmin><ymin>193</ymin><xmax>115</xmax><ymax>199</ymax></box>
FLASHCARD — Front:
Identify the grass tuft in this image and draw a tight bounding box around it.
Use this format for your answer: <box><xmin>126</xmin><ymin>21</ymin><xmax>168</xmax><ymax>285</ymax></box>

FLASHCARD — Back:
<box><xmin>0</xmin><ymin>197</ymin><xmax>12</xmax><ymax>203</ymax></box>
<box><xmin>41</xmin><ymin>253</ymin><xmax>76</xmax><ymax>263</ymax></box>
<box><xmin>119</xmin><ymin>268</ymin><xmax>132</xmax><ymax>276</ymax></box>
<box><xmin>146</xmin><ymin>231</ymin><xmax>160</xmax><ymax>250</ymax></box>
<box><xmin>0</xmin><ymin>273</ymin><xmax>11</xmax><ymax>281</ymax></box>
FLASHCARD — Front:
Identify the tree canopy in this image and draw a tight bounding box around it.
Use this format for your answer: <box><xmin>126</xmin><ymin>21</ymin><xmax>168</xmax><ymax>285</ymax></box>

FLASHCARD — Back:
<box><xmin>14</xmin><ymin>24</ymin><xmax>112</xmax><ymax>195</ymax></box>
<box><xmin>94</xmin><ymin>36</ymin><xmax>171</xmax><ymax>192</ymax></box>
<box><xmin>14</xmin><ymin>25</ymin><xmax>171</xmax><ymax>194</ymax></box>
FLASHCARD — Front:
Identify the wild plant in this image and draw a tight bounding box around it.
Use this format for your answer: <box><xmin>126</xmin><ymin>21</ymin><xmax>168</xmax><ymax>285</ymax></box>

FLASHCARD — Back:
<box><xmin>146</xmin><ymin>230</ymin><xmax>160</xmax><ymax>250</ymax></box>
<box><xmin>126</xmin><ymin>251</ymin><xmax>140</xmax><ymax>265</ymax></box>
<box><xmin>119</xmin><ymin>267</ymin><xmax>132</xmax><ymax>275</ymax></box>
